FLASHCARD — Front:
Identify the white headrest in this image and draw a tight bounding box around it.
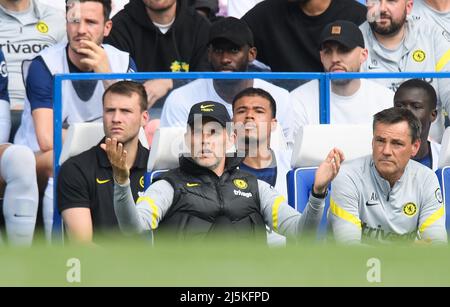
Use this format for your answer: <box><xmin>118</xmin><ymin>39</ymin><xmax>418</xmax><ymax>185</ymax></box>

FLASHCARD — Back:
<box><xmin>291</xmin><ymin>124</ymin><xmax>373</xmax><ymax>168</ymax></box>
<box><xmin>270</xmin><ymin>124</ymin><xmax>288</xmax><ymax>151</ymax></box>
<box><xmin>147</xmin><ymin>127</ymin><xmax>187</xmax><ymax>171</ymax></box>
<box><xmin>59</xmin><ymin>122</ymin><xmax>104</xmax><ymax>164</ymax></box>
<box><xmin>438</xmin><ymin>127</ymin><xmax>450</xmax><ymax>168</ymax></box>
<box><xmin>138</xmin><ymin>127</ymin><xmax>149</xmax><ymax>149</ymax></box>
<box><xmin>60</xmin><ymin>122</ymin><xmax>149</xmax><ymax>165</ymax></box>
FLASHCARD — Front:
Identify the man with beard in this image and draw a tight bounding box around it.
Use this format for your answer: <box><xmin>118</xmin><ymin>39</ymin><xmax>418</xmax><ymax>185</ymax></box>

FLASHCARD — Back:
<box><xmin>57</xmin><ymin>81</ymin><xmax>149</xmax><ymax>243</ymax></box>
<box><xmin>360</xmin><ymin>0</ymin><xmax>450</xmax><ymax>144</ymax></box>
<box><xmin>109</xmin><ymin>101</ymin><xmax>344</xmax><ymax>243</ymax></box>
<box><xmin>241</xmin><ymin>0</ymin><xmax>367</xmax><ymax>75</ymax></box>
<box><xmin>394</xmin><ymin>79</ymin><xmax>440</xmax><ymax>171</ymax></box>
<box><xmin>160</xmin><ymin>17</ymin><xmax>294</xmax><ymax>146</ymax></box>
<box><xmin>14</xmin><ymin>0</ymin><xmax>136</xmax><ymax>242</ymax></box>
<box><xmin>290</xmin><ymin>20</ymin><xmax>394</xmax><ymax>132</ymax></box>
<box><xmin>411</xmin><ymin>0</ymin><xmax>450</xmax><ymax>33</ymax></box>
<box><xmin>105</xmin><ymin>0</ymin><xmax>211</xmax><ymax>107</ymax></box>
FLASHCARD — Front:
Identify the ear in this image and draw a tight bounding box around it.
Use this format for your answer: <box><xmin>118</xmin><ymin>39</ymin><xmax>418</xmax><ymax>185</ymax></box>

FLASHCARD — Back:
<box><xmin>141</xmin><ymin>110</ymin><xmax>149</xmax><ymax>127</ymax></box>
<box><xmin>319</xmin><ymin>50</ymin><xmax>325</xmax><ymax>67</ymax></box>
<box><xmin>226</xmin><ymin>129</ymin><xmax>237</xmax><ymax>152</ymax></box>
<box><xmin>360</xmin><ymin>48</ymin><xmax>369</xmax><ymax>65</ymax></box>
<box><xmin>411</xmin><ymin>138</ymin><xmax>421</xmax><ymax>157</ymax></box>
<box><xmin>406</xmin><ymin>0</ymin><xmax>414</xmax><ymax>15</ymax></box>
<box><xmin>184</xmin><ymin>129</ymin><xmax>192</xmax><ymax>153</ymax></box>
<box><xmin>248</xmin><ymin>46</ymin><xmax>257</xmax><ymax>62</ymax></box>
<box><xmin>270</xmin><ymin>118</ymin><xmax>277</xmax><ymax>132</ymax></box>
<box><xmin>104</xmin><ymin>20</ymin><xmax>113</xmax><ymax>37</ymax></box>
<box><xmin>430</xmin><ymin>108</ymin><xmax>438</xmax><ymax>123</ymax></box>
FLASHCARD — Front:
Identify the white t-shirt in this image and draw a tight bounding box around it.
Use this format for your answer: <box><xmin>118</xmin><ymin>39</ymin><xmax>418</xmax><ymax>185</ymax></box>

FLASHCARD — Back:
<box><xmin>160</xmin><ymin>78</ymin><xmax>294</xmax><ymax>145</ymax></box>
<box><xmin>290</xmin><ymin>79</ymin><xmax>394</xmax><ymax>132</ymax></box>
<box><xmin>228</xmin><ymin>0</ymin><xmax>264</xmax><ymax>18</ymax></box>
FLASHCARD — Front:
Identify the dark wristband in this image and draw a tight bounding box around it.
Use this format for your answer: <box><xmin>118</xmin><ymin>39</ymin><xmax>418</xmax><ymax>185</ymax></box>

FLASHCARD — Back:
<box><xmin>311</xmin><ymin>184</ymin><xmax>328</xmax><ymax>199</ymax></box>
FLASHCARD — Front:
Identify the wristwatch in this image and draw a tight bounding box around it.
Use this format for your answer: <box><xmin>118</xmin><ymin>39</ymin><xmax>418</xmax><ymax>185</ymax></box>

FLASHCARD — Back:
<box><xmin>311</xmin><ymin>184</ymin><xmax>328</xmax><ymax>199</ymax></box>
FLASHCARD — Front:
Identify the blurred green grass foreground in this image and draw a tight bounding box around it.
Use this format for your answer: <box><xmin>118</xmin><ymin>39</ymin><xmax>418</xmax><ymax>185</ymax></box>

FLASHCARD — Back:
<box><xmin>0</xmin><ymin>235</ymin><xmax>449</xmax><ymax>286</ymax></box>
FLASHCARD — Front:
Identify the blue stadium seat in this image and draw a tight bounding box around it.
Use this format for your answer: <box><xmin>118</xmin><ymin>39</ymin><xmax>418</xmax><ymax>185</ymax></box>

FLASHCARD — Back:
<box><xmin>287</xmin><ymin>166</ymin><xmax>330</xmax><ymax>238</ymax></box>
<box><xmin>434</xmin><ymin>127</ymin><xmax>450</xmax><ymax>230</ymax></box>
<box><xmin>287</xmin><ymin>124</ymin><xmax>373</xmax><ymax>239</ymax></box>
<box><xmin>435</xmin><ymin>167</ymin><xmax>450</xmax><ymax>230</ymax></box>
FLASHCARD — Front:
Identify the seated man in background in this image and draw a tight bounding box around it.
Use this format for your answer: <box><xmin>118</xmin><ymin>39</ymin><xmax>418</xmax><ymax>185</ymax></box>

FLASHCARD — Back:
<box><xmin>329</xmin><ymin>107</ymin><xmax>447</xmax><ymax>245</ymax></box>
<box><xmin>232</xmin><ymin>87</ymin><xmax>290</xmax><ymax>246</ymax></box>
<box><xmin>0</xmin><ymin>50</ymin><xmax>38</xmax><ymax>246</ymax></box>
<box><xmin>14</xmin><ymin>0</ymin><xmax>136</xmax><ymax>241</ymax></box>
<box><xmin>108</xmin><ymin>101</ymin><xmax>344</xmax><ymax>243</ymax></box>
<box><xmin>105</xmin><ymin>0</ymin><xmax>211</xmax><ymax>107</ymax></box>
<box><xmin>242</xmin><ymin>0</ymin><xmax>366</xmax><ymax>90</ymax></box>
<box><xmin>394</xmin><ymin>79</ymin><xmax>440</xmax><ymax>171</ymax></box>
<box><xmin>0</xmin><ymin>0</ymin><xmax>66</xmax><ymax>111</ymax></box>
<box><xmin>160</xmin><ymin>17</ymin><xmax>294</xmax><ymax>146</ymax></box>
<box><xmin>58</xmin><ymin>81</ymin><xmax>149</xmax><ymax>244</ymax></box>
<box><xmin>360</xmin><ymin>0</ymin><xmax>450</xmax><ymax>143</ymax></box>
<box><xmin>291</xmin><ymin>20</ymin><xmax>393</xmax><ymax>131</ymax></box>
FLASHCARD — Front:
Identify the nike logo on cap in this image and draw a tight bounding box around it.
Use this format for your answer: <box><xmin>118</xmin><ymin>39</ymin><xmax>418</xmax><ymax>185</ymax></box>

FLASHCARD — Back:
<box><xmin>200</xmin><ymin>104</ymin><xmax>214</xmax><ymax>112</ymax></box>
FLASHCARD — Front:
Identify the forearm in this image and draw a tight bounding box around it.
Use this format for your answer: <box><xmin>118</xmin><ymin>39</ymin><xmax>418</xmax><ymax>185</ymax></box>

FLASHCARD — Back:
<box><xmin>294</xmin><ymin>195</ymin><xmax>325</xmax><ymax>238</ymax></box>
<box><xmin>114</xmin><ymin>180</ymin><xmax>145</xmax><ymax>234</ymax></box>
<box><xmin>258</xmin><ymin>180</ymin><xmax>324</xmax><ymax>239</ymax></box>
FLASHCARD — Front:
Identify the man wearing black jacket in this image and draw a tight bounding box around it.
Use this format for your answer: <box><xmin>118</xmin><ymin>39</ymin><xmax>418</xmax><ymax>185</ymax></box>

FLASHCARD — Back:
<box><xmin>108</xmin><ymin>101</ymin><xmax>345</xmax><ymax>243</ymax></box>
<box><xmin>105</xmin><ymin>0</ymin><xmax>211</xmax><ymax>107</ymax></box>
<box><xmin>242</xmin><ymin>0</ymin><xmax>367</xmax><ymax>76</ymax></box>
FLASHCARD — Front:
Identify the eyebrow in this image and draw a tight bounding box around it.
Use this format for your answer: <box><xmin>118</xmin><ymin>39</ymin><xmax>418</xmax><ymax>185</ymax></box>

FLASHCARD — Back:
<box><xmin>236</xmin><ymin>105</ymin><xmax>266</xmax><ymax>110</ymax></box>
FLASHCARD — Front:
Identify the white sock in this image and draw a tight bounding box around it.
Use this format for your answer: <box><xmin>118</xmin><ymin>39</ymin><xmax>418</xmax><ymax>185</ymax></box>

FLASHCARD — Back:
<box><xmin>1</xmin><ymin>145</ymin><xmax>38</xmax><ymax>246</ymax></box>
<box><xmin>43</xmin><ymin>177</ymin><xmax>54</xmax><ymax>243</ymax></box>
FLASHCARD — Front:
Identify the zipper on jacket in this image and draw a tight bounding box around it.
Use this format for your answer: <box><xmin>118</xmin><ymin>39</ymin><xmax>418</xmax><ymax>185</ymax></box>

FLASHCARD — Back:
<box><xmin>215</xmin><ymin>182</ymin><xmax>225</xmax><ymax>211</ymax></box>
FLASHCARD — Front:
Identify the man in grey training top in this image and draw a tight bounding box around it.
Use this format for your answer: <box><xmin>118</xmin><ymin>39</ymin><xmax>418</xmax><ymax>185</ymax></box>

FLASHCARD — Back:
<box><xmin>329</xmin><ymin>107</ymin><xmax>447</xmax><ymax>245</ymax></box>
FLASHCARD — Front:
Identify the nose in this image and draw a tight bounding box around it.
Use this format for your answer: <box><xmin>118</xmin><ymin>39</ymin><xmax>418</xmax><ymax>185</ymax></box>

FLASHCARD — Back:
<box><xmin>381</xmin><ymin>142</ymin><xmax>392</xmax><ymax>156</ymax></box>
<box><xmin>111</xmin><ymin>110</ymin><xmax>121</xmax><ymax>123</ymax></box>
<box><xmin>330</xmin><ymin>50</ymin><xmax>341</xmax><ymax>65</ymax></box>
<box><xmin>201</xmin><ymin>130</ymin><xmax>211</xmax><ymax>145</ymax></box>
<box><xmin>245</xmin><ymin>110</ymin><xmax>255</xmax><ymax>120</ymax></box>
<box><xmin>220</xmin><ymin>52</ymin><xmax>232</xmax><ymax>66</ymax></box>
<box><xmin>77</xmin><ymin>20</ymin><xmax>87</xmax><ymax>34</ymax></box>
<box><xmin>379</xmin><ymin>0</ymin><xmax>387</xmax><ymax>12</ymax></box>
